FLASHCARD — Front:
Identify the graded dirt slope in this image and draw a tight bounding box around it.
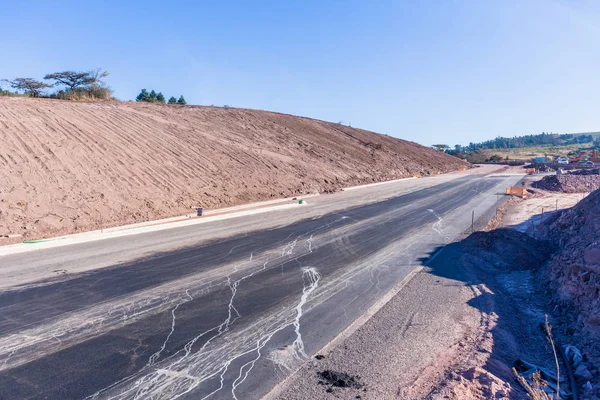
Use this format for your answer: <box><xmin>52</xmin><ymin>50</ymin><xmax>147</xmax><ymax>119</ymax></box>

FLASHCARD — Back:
<box><xmin>0</xmin><ymin>97</ymin><xmax>469</xmax><ymax>241</ymax></box>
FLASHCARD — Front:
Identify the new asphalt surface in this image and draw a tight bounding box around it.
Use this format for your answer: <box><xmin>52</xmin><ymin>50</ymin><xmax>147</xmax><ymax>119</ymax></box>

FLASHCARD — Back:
<box><xmin>0</xmin><ymin>171</ymin><xmax>522</xmax><ymax>400</ymax></box>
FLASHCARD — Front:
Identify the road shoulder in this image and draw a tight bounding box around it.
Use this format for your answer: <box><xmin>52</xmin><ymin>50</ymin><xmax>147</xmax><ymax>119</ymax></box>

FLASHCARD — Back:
<box><xmin>266</xmin><ymin>208</ymin><xmax>561</xmax><ymax>400</ymax></box>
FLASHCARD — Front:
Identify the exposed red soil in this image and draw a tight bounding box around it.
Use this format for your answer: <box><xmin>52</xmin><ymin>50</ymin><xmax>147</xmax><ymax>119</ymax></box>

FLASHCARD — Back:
<box><xmin>542</xmin><ymin>189</ymin><xmax>600</xmax><ymax>395</ymax></box>
<box><xmin>431</xmin><ymin>191</ymin><xmax>600</xmax><ymax>399</ymax></box>
<box><xmin>0</xmin><ymin>97</ymin><xmax>469</xmax><ymax>241</ymax></box>
<box><xmin>534</xmin><ymin>171</ymin><xmax>600</xmax><ymax>193</ymax></box>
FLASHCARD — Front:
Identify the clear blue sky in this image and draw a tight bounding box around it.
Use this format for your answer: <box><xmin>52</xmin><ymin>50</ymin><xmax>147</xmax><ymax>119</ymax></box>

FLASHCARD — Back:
<box><xmin>2</xmin><ymin>0</ymin><xmax>599</xmax><ymax>146</ymax></box>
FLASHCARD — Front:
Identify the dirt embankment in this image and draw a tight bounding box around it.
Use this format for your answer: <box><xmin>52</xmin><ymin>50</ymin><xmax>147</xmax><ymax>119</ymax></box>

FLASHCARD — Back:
<box><xmin>429</xmin><ymin>230</ymin><xmax>556</xmax><ymax>400</ymax></box>
<box><xmin>0</xmin><ymin>97</ymin><xmax>469</xmax><ymax>241</ymax></box>
<box><xmin>543</xmin><ymin>189</ymin><xmax>600</xmax><ymax>357</ymax></box>
<box><xmin>431</xmin><ymin>189</ymin><xmax>600</xmax><ymax>399</ymax></box>
<box><xmin>534</xmin><ymin>170</ymin><xmax>600</xmax><ymax>193</ymax></box>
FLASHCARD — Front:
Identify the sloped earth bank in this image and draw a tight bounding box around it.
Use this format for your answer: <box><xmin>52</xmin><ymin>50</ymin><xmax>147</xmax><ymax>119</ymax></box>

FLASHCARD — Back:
<box><xmin>268</xmin><ymin>191</ymin><xmax>600</xmax><ymax>399</ymax></box>
<box><xmin>427</xmin><ymin>187</ymin><xmax>600</xmax><ymax>399</ymax></box>
<box><xmin>427</xmin><ymin>192</ymin><xmax>600</xmax><ymax>399</ymax></box>
<box><xmin>541</xmin><ymin>190</ymin><xmax>600</xmax><ymax>386</ymax></box>
<box><xmin>0</xmin><ymin>97</ymin><xmax>469</xmax><ymax>242</ymax></box>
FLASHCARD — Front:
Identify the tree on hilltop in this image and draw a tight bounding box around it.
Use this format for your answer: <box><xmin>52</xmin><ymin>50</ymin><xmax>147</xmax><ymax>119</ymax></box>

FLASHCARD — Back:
<box><xmin>432</xmin><ymin>144</ymin><xmax>450</xmax><ymax>152</ymax></box>
<box><xmin>2</xmin><ymin>78</ymin><xmax>51</xmax><ymax>97</ymax></box>
<box><xmin>44</xmin><ymin>68</ymin><xmax>108</xmax><ymax>91</ymax></box>
<box><xmin>136</xmin><ymin>89</ymin><xmax>185</xmax><ymax>105</ymax></box>
<box><xmin>136</xmin><ymin>89</ymin><xmax>149</xmax><ymax>102</ymax></box>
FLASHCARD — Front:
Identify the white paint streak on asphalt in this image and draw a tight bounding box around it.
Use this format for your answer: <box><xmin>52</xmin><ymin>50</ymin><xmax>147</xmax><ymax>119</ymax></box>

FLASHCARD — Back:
<box><xmin>82</xmin><ymin>221</ymin><xmax>335</xmax><ymax>400</ymax></box>
<box><xmin>427</xmin><ymin>209</ymin><xmax>452</xmax><ymax>241</ymax></box>
<box><xmin>0</xmin><ymin>218</ymin><xmax>354</xmax><ymax>374</ymax></box>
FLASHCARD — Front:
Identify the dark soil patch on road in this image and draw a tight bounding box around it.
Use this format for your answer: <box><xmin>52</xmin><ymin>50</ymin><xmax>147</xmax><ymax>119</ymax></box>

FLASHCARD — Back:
<box><xmin>318</xmin><ymin>370</ymin><xmax>364</xmax><ymax>389</ymax></box>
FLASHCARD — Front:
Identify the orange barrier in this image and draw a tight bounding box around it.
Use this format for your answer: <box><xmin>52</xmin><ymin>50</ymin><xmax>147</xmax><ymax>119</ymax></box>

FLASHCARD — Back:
<box><xmin>525</xmin><ymin>168</ymin><xmax>536</xmax><ymax>174</ymax></box>
<box><xmin>506</xmin><ymin>187</ymin><xmax>528</xmax><ymax>197</ymax></box>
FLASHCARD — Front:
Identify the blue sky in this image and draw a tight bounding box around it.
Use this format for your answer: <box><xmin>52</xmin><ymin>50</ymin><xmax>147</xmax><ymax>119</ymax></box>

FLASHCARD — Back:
<box><xmin>1</xmin><ymin>1</ymin><xmax>599</xmax><ymax>146</ymax></box>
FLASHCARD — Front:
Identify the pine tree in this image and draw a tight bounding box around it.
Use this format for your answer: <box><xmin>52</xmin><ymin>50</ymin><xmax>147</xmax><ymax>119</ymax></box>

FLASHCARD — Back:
<box><xmin>156</xmin><ymin>92</ymin><xmax>166</xmax><ymax>103</ymax></box>
<box><xmin>168</xmin><ymin>96</ymin><xmax>177</xmax><ymax>104</ymax></box>
<box><xmin>149</xmin><ymin>90</ymin><xmax>157</xmax><ymax>100</ymax></box>
<box><xmin>177</xmin><ymin>95</ymin><xmax>187</xmax><ymax>105</ymax></box>
<box><xmin>135</xmin><ymin>89</ymin><xmax>149</xmax><ymax>102</ymax></box>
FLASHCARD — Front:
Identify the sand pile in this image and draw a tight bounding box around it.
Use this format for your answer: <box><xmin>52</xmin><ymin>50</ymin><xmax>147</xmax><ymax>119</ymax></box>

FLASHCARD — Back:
<box><xmin>0</xmin><ymin>97</ymin><xmax>469</xmax><ymax>241</ymax></box>
<box><xmin>534</xmin><ymin>171</ymin><xmax>600</xmax><ymax>193</ymax></box>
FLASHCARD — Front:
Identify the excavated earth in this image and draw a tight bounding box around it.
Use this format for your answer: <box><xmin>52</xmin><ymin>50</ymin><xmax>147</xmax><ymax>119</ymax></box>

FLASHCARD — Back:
<box><xmin>534</xmin><ymin>170</ymin><xmax>600</xmax><ymax>193</ymax></box>
<box><xmin>543</xmin><ymin>190</ymin><xmax>600</xmax><ymax>375</ymax></box>
<box><xmin>0</xmin><ymin>97</ymin><xmax>469</xmax><ymax>241</ymax></box>
<box><xmin>430</xmin><ymin>189</ymin><xmax>600</xmax><ymax>399</ymax></box>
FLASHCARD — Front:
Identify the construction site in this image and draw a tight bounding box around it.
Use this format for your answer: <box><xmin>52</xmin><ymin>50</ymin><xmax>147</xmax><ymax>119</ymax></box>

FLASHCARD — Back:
<box><xmin>3</xmin><ymin>1</ymin><xmax>600</xmax><ymax>398</ymax></box>
<box><xmin>0</xmin><ymin>95</ymin><xmax>598</xmax><ymax>400</ymax></box>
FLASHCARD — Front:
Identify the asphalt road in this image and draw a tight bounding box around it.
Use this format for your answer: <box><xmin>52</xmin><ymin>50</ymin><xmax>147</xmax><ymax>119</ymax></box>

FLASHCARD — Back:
<box><xmin>0</xmin><ymin>170</ymin><xmax>522</xmax><ymax>400</ymax></box>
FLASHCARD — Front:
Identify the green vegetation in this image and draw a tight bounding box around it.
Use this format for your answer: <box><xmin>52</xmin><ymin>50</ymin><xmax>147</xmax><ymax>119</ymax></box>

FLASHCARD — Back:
<box><xmin>0</xmin><ymin>86</ymin><xmax>23</xmax><ymax>97</ymax></box>
<box><xmin>135</xmin><ymin>89</ymin><xmax>149</xmax><ymax>102</ymax></box>
<box><xmin>432</xmin><ymin>144</ymin><xmax>450</xmax><ymax>151</ymax></box>
<box><xmin>53</xmin><ymin>86</ymin><xmax>113</xmax><ymax>101</ymax></box>
<box><xmin>450</xmin><ymin>132</ymin><xmax>600</xmax><ymax>155</ymax></box>
<box><xmin>2</xmin><ymin>78</ymin><xmax>51</xmax><ymax>97</ymax></box>
<box><xmin>2</xmin><ymin>70</ymin><xmax>189</xmax><ymax>105</ymax></box>
<box><xmin>445</xmin><ymin>132</ymin><xmax>600</xmax><ymax>163</ymax></box>
<box><xmin>2</xmin><ymin>68</ymin><xmax>112</xmax><ymax>100</ymax></box>
<box><xmin>136</xmin><ymin>89</ymin><xmax>186</xmax><ymax>105</ymax></box>
<box><xmin>494</xmin><ymin>143</ymin><xmax>590</xmax><ymax>155</ymax></box>
<box><xmin>44</xmin><ymin>69</ymin><xmax>108</xmax><ymax>91</ymax></box>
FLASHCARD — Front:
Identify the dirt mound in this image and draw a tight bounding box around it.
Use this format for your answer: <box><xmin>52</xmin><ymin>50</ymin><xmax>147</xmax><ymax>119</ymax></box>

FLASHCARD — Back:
<box><xmin>456</xmin><ymin>228</ymin><xmax>552</xmax><ymax>271</ymax></box>
<box><xmin>570</xmin><ymin>168</ymin><xmax>600</xmax><ymax>176</ymax></box>
<box><xmin>533</xmin><ymin>172</ymin><xmax>600</xmax><ymax>193</ymax></box>
<box><xmin>545</xmin><ymin>189</ymin><xmax>600</xmax><ymax>340</ymax></box>
<box><xmin>0</xmin><ymin>97</ymin><xmax>469</xmax><ymax>241</ymax></box>
<box><xmin>531</xmin><ymin>188</ymin><xmax>600</xmax><ymax>396</ymax></box>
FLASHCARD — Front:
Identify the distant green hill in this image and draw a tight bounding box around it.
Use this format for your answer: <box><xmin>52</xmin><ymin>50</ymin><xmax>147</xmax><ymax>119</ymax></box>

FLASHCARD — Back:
<box><xmin>451</xmin><ymin>132</ymin><xmax>600</xmax><ymax>155</ymax></box>
<box><xmin>569</xmin><ymin>131</ymin><xmax>600</xmax><ymax>138</ymax></box>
